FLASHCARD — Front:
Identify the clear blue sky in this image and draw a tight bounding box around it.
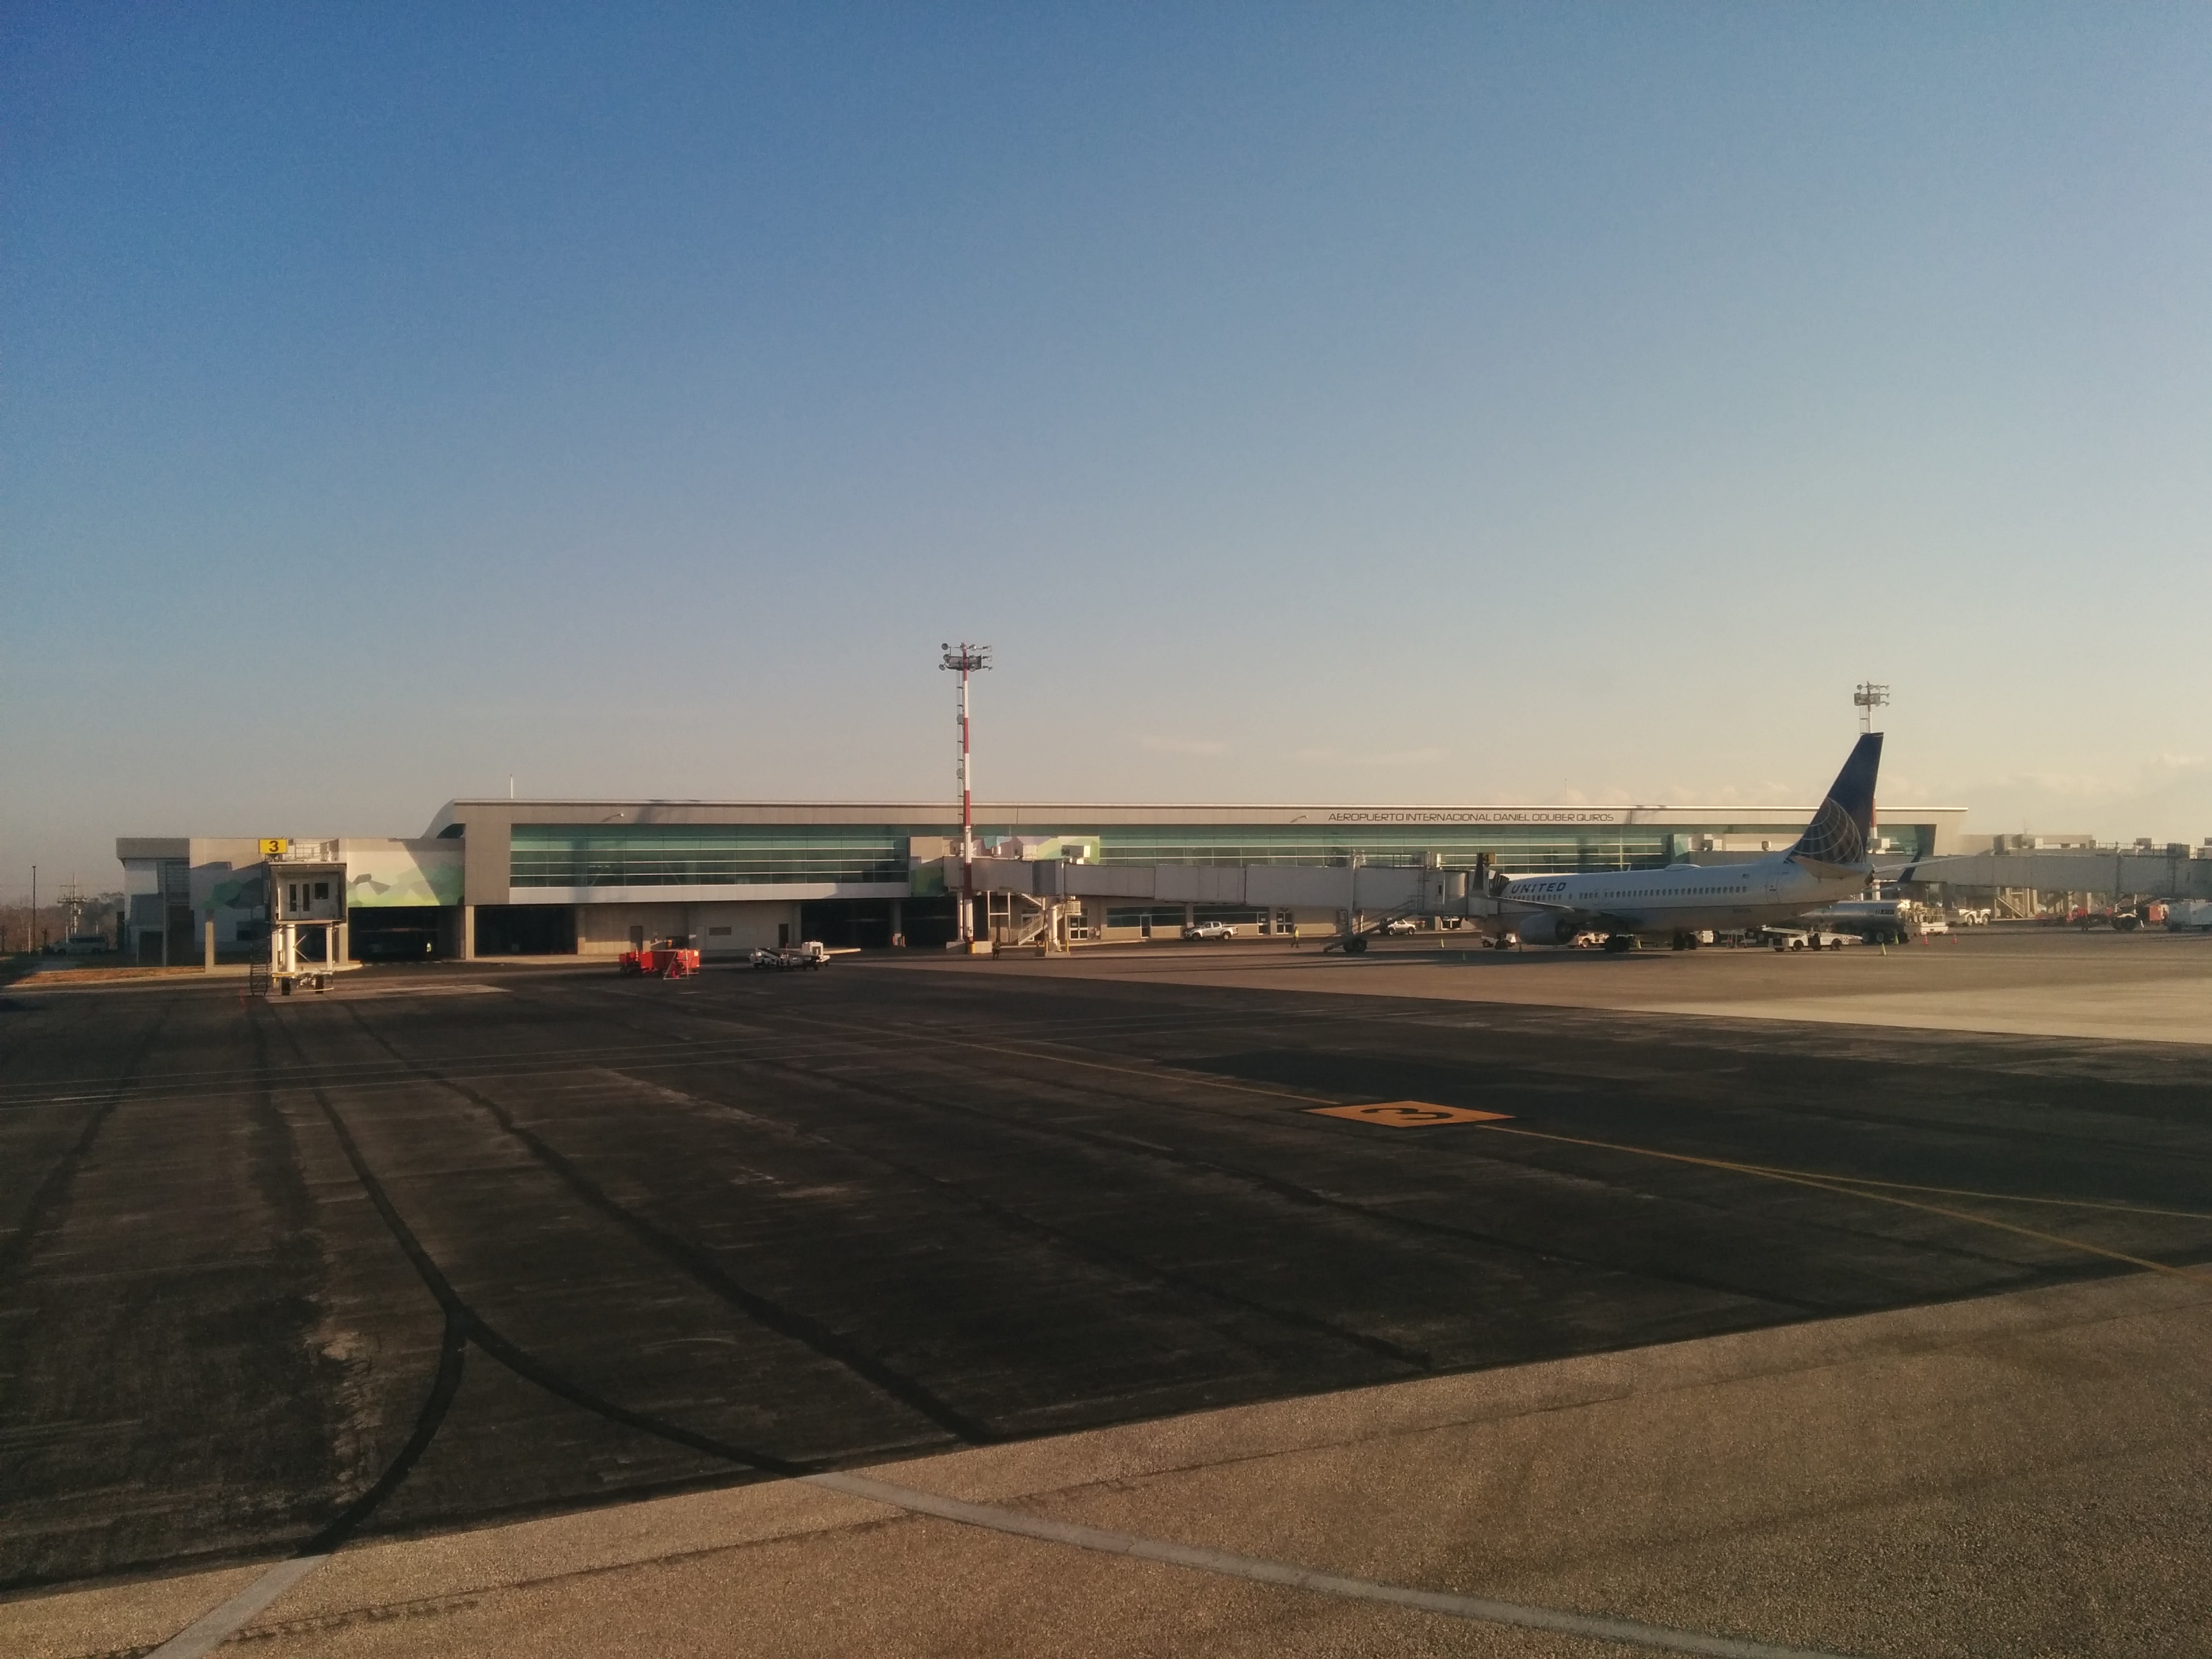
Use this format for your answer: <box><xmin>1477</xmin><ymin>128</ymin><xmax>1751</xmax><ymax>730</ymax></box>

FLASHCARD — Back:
<box><xmin>7</xmin><ymin>3</ymin><xmax>2211</xmax><ymax>890</ymax></box>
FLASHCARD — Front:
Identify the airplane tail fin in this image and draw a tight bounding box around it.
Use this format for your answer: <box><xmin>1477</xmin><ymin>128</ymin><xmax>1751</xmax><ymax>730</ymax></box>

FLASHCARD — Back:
<box><xmin>1789</xmin><ymin>732</ymin><xmax>1882</xmax><ymax>869</ymax></box>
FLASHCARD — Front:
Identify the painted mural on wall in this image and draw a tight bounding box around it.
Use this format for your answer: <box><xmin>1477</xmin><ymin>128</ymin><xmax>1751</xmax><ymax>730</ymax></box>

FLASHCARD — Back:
<box><xmin>343</xmin><ymin>842</ymin><xmax>464</xmax><ymax>907</ymax></box>
<box><xmin>206</xmin><ymin>869</ymin><xmax>267</xmax><ymax>913</ymax></box>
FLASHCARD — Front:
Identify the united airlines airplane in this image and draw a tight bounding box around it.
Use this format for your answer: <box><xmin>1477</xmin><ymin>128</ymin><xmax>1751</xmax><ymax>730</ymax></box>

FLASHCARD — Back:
<box><xmin>1492</xmin><ymin>733</ymin><xmax>1883</xmax><ymax>951</ymax></box>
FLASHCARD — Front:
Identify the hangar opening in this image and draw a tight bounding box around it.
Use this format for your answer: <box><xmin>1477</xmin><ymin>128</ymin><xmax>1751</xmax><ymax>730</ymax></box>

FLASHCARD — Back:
<box><xmin>476</xmin><ymin>904</ymin><xmax>577</xmax><ymax>956</ymax></box>
<box><xmin>350</xmin><ymin>905</ymin><xmax>450</xmax><ymax>962</ymax></box>
<box><xmin>799</xmin><ymin>897</ymin><xmax>958</xmax><ymax>950</ymax></box>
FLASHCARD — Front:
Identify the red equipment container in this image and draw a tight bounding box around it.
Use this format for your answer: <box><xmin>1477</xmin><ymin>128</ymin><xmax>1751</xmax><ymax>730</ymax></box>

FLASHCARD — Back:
<box><xmin>618</xmin><ymin>938</ymin><xmax>701</xmax><ymax>979</ymax></box>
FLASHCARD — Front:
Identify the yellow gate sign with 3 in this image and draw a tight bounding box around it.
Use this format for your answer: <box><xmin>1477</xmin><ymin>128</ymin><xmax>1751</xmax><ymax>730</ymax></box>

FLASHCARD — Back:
<box><xmin>258</xmin><ymin>838</ymin><xmax>290</xmax><ymax>857</ymax></box>
<box><xmin>1307</xmin><ymin>1102</ymin><xmax>1512</xmax><ymax>1128</ymax></box>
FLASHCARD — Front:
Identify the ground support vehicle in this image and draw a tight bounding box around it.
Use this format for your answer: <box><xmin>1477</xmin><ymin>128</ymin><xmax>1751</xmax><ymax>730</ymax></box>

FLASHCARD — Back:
<box><xmin>1182</xmin><ymin>922</ymin><xmax>1237</xmax><ymax>941</ymax></box>
<box><xmin>1761</xmin><ymin>926</ymin><xmax>1858</xmax><ymax>951</ymax></box>
<box><xmin>620</xmin><ymin>939</ymin><xmax>702</xmax><ymax>978</ymax></box>
<box><xmin>249</xmin><ymin>961</ymin><xmax>338</xmax><ymax>996</ymax></box>
<box><xmin>752</xmin><ymin>941</ymin><xmax>828</xmax><ymax>970</ymax></box>
<box><xmin>1381</xmin><ymin>917</ymin><xmax>1420</xmax><ymax>936</ymax></box>
<box><xmin>1801</xmin><ymin>898</ymin><xmax>1926</xmax><ymax>945</ymax></box>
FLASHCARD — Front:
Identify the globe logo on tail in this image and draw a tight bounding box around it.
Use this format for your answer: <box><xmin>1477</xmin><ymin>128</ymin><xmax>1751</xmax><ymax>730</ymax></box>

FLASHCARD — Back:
<box><xmin>1793</xmin><ymin>795</ymin><xmax>1868</xmax><ymax>867</ymax></box>
<box><xmin>1789</xmin><ymin>731</ymin><xmax>1882</xmax><ymax>869</ymax></box>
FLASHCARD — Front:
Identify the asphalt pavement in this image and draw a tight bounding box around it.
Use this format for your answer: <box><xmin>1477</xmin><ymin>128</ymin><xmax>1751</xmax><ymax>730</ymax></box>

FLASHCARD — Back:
<box><xmin>2</xmin><ymin>936</ymin><xmax>2209</xmax><ymax>1653</ymax></box>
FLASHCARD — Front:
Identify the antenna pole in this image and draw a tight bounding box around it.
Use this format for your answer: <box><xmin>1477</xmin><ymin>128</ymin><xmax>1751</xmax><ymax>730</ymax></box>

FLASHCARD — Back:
<box><xmin>940</xmin><ymin>644</ymin><xmax>992</xmax><ymax>945</ymax></box>
<box><xmin>1853</xmin><ymin>681</ymin><xmax>1889</xmax><ymax>735</ymax></box>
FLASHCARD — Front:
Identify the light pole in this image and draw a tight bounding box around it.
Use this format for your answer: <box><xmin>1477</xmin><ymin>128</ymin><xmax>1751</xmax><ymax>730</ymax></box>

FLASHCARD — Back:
<box><xmin>941</xmin><ymin>644</ymin><xmax>991</xmax><ymax>945</ymax></box>
<box><xmin>1853</xmin><ymin>682</ymin><xmax>1889</xmax><ymax>735</ymax></box>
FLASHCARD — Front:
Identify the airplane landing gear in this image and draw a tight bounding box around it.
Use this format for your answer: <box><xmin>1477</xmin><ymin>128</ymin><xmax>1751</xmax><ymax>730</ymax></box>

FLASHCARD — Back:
<box><xmin>1601</xmin><ymin>933</ymin><xmax>1637</xmax><ymax>954</ymax></box>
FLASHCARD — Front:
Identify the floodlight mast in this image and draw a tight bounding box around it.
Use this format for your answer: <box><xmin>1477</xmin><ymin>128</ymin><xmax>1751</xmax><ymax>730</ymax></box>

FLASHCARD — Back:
<box><xmin>941</xmin><ymin>644</ymin><xmax>991</xmax><ymax>945</ymax></box>
<box><xmin>1853</xmin><ymin>681</ymin><xmax>1891</xmax><ymax>735</ymax></box>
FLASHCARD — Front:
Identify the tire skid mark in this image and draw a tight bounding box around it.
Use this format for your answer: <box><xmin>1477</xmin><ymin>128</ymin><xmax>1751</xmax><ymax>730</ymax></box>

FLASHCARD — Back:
<box><xmin>520</xmin><ymin>985</ymin><xmax>1831</xmax><ymax>1324</ymax></box>
<box><xmin>508</xmin><ymin>990</ymin><xmax>1471</xmax><ymax>1361</ymax></box>
<box><xmin>261</xmin><ymin>1007</ymin><xmax>803</xmax><ymax>1486</ymax></box>
<box><xmin>302</xmin><ymin>1313</ymin><xmax>469</xmax><ymax>1553</ymax></box>
<box><xmin>0</xmin><ymin>993</ymin><xmax>1366</xmax><ymax>1105</ymax></box>
<box><xmin>769</xmin><ymin>1004</ymin><xmax>2057</xmax><ymax>1295</ymax></box>
<box><xmin>607</xmin><ymin>1068</ymin><xmax>1433</xmax><ymax>1372</ymax></box>
<box><xmin>251</xmin><ymin>1012</ymin><xmax>470</xmax><ymax>1561</ymax></box>
<box><xmin>333</xmin><ymin>1002</ymin><xmax>994</xmax><ymax>1447</ymax></box>
<box><xmin>0</xmin><ymin>998</ymin><xmax>177</xmax><ymax>1282</ymax></box>
<box><xmin>655</xmin><ymin>994</ymin><xmax>1853</xmax><ymax>1312</ymax></box>
<box><xmin>818</xmin><ymin>973</ymin><xmax>2212</xmax><ymax>1176</ymax></box>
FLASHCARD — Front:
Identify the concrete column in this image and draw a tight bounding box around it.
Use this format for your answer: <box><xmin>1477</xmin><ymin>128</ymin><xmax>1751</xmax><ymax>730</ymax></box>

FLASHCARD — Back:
<box><xmin>461</xmin><ymin>904</ymin><xmax>476</xmax><ymax>961</ymax></box>
<box><xmin>335</xmin><ymin>921</ymin><xmax>349</xmax><ymax>964</ymax></box>
<box><xmin>203</xmin><ymin>917</ymin><xmax>216</xmax><ymax>971</ymax></box>
<box><xmin>1184</xmin><ymin>902</ymin><xmax>1195</xmax><ymax>931</ymax></box>
<box><xmin>889</xmin><ymin>897</ymin><xmax>903</xmax><ymax>945</ymax></box>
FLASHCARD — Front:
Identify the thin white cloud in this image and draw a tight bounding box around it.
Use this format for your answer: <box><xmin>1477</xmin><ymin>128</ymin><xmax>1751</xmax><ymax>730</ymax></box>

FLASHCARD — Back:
<box><xmin>1949</xmin><ymin>754</ymin><xmax>2212</xmax><ymax>843</ymax></box>
<box><xmin>1660</xmin><ymin>781</ymin><xmax>1809</xmax><ymax>807</ymax></box>
<box><xmin>1967</xmin><ymin>753</ymin><xmax>2208</xmax><ymax>800</ymax></box>
<box><xmin>1138</xmin><ymin>735</ymin><xmax>1227</xmax><ymax>756</ymax></box>
<box><xmin>1359</xmin><ymin>747</ymin><xmax>1448</xmax><ymax>767</ymax></box>
<box><xmin>1295</xmin><ymin>745</ymin><xmax>1449</xmax><ymax>768</ymax></box>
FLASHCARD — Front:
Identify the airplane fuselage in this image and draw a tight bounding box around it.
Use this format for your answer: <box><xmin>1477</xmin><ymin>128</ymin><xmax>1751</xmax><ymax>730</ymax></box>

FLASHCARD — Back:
<box><xmin>1497</xmin><ymin>855</ymin><xmax>1866</xmax><ymax>941</ymax></box>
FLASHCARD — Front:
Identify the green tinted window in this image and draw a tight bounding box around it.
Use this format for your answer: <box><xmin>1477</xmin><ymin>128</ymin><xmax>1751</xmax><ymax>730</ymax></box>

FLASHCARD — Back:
<box><xmin>512</xmin><ymin>824</ymin><xmax>916</xmax><ymax>888</ymax></box>
<box><xmin>1096</xmin><ymin>825</ymin><xmax>1665</xmax><ymax>875</ymax></box>
<box><xmin>513</xmin><ymin>818</ymin><xmax>1690</xmax><ymax>890</ymax></box>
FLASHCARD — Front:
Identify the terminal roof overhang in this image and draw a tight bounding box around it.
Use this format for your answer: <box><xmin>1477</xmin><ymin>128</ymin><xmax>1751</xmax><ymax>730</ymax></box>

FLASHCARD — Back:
<box><xmin>427</xmin><ymin>798</ymin><xmax>1967</xmax><ymax>835</ymax></box>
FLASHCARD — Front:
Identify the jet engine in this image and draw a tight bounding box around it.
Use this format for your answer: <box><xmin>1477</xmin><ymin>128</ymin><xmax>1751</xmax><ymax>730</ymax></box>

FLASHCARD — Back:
<box><xmin>1513</xmin><ymin>912</ymin><xmax>1577</xmax><ymax>946</ymax></box>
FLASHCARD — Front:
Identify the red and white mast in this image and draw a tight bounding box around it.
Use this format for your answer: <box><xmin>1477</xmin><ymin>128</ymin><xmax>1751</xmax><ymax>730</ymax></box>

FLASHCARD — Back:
<box><xmin>941</xmin><ymin>643</ymin><xmax>991</xmax><ymax>945</ymax></box>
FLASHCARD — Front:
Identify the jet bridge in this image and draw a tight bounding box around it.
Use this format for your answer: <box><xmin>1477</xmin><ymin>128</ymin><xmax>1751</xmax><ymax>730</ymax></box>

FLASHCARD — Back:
<box><xmin>1899</xmin><ymin>846</ymin><xmax>2212</xmax><ymax>916</ymax></box>
<box><xmin>929</xmin><ymin>855</ymin><xmax>1494</xmax><ymax>951</ymax></box>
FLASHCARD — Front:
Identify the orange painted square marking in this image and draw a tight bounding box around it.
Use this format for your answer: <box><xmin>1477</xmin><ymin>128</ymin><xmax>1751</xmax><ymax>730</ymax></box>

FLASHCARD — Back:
<box><xmin>1307</xmin><ymin>1101</ymin><xmax>1513</xmax><ymax>1128</ymax></box>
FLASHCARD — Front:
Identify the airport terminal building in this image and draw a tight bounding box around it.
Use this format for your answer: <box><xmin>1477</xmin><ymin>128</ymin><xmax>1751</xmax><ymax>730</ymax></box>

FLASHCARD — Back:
<box><xmin>117</xmin><ymin>795</ymin><xmax>1967</xmax><ymax>964</ymax></box>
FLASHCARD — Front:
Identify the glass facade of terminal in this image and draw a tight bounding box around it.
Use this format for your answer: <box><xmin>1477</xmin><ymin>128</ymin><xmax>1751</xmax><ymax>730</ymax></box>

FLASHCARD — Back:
<box><xmin>508</xmin><ymin>819</ymin><xmax>1720</xmax><ymax>890</ymax></box>
<box><xmin>1092</xmin><ymin>825</ymin><xmax>1668</xmax><ymax>874</ymax></box>
<box><xmin>510</xmin><ymin>824</ymin><xmax>916</xmax><ymax>888</ymax></box>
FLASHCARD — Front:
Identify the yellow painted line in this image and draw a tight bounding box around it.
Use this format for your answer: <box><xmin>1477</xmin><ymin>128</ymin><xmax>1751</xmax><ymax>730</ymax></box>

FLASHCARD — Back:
<box><xmin>1473</xmin><ymin>1122</ymin><xmax>2212</xmax><ymax>1290</ymax></box>
<box><xmin>783</xmin><ymin>1010</ymin><xmax>2212</xmax><ymax>1284</ymax></box>
<box><xmin>1309</xmin><ymin>1102</ymin><xmax>1513</xmax><ymax>1128</ymax></box>
<box><xmin>1711</xmin><ymin>1170</ymin><xmax>2212</xmax><ymax>1224</ymax></box>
